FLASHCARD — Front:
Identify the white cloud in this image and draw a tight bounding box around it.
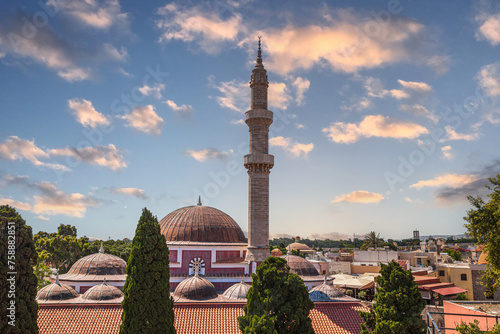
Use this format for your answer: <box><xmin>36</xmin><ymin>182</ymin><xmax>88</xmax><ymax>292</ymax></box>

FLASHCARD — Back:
<box><xmin>399</xmin><ymin>104</ymin><xmax>438</xmax><ymax>123</ymax></box>
<box><xmin>120</xmin><ymin>105</ymin><xmax>164</xmax><ymax>135</ymax></box>
<box><xmin>340</xmin><ymin>97</ymin><xmax>372</xmax><ymax>112</ymax></box>
<box><xmin>331</xmin><ymin>190</ymin><xmax>384</xmax><ymax>203</ymax></box>
<box><xmin>165</xmin><ymin>100</ymin><xmax>194</xmax><ymax>120</ymax></box>
<box><xmin>322</xmin><ymin>115</ymin><xmax>428</xmax><ymax>144</ymax></box>
<box><xmin>476</xmin><ymin>62</ymin><xmax>500</xmax><ymax>97</ymax></box>
<box><xmin>139</xmin><ymin>84</ymin><xmax>165</xmax><ymax>99</ymax></box>
<box><xmin>397</xmin><ymin>79</ymin><xmax>432</xmax><ymax>93</ymax></box>
<box><xmin>38</xmin><ymin>215</ymin><xmax>49</xmax><ymax>221</ymax></box>
<box><xmin>410</xmin><ymin>174</ymin><xmax>477</xmax><ymax>189</ymax></box>
<box><xmin>441</xmin><ymin>145</ymin><xmax>454</xmax><ymax>160</ymax></box>
<box><xmin>103</xmin><ymin>43</ymin><xmax>128</xmax><ymax>61</ymax></box>
<box><xmin>295</xmin><ymin>123</ymin><xmax>305</xmax><ymax>129</ymax></box>
<box><xmin>110</xmin><ymin>187</ymin><xmax>148</xmax><ymax>200</ymax></box>
<box><xmin>185</xmin><ymin>148</ymin><xmax>234</xmax><ymax>162</ymax></box>
<box><xmin>292</xmin><ymin>77</ymin><xmax>310</xmax><ymax>105</ymax></box>
<box><xmin>211</xmin><ymin>78</ymin><xmax>249</xmax><ymax>112</ymax></box>
<box><xmin>230</xmin><ymin>119</ymin><xmax>245</xmax><ymax>125</ymax></box>
<box><xmin>157</xmin><ymin>3</ymin><xmax>243</xmax><ymax>54</ymax></box>
<box><xmin>269</xmin><ymin>82</ymin><xmax>292</xmax><ymax>110</ymax></box>
<box><xmin>0</xmin><ymin>197</ymin><xmax>32</xmax><ymax>211</ymax></box>
<box><xmin>0</xmin><ymin>136</ymin><xmax>68</xmax><ymax>171</ymax></box>
<box><xmin>476</xmin><ymin>12</ymin><xmax>500</xmax><ymax>45</ymax></box>
<box><xmin>269</xmin><ymin>136</ymin><xmax>314</xmax><ymax>158</ymax></box>
<box><xmin>442</xmin><ymin>126</ymin><xmax>479</xmax><ymax>141</ymax></box>
<box><xmin>68</xmin><ymin>98</ymin><xmax>110</xmax><ymax>128</ymax></box>
<box><xmin>49</xmin><ymin>144</ymin><xmax>126</xmax><ymax>171</ymax></box>
<box><xmin>47</xmin><ymin>0</ymin><xmax>129</xmax><ymax>30</ymax></box>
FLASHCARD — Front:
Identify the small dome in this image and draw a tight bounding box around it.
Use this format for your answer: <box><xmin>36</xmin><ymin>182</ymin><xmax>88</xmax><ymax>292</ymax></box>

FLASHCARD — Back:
<box><xmin>59</xmin><ymin>243</ymin><xmax>127</xmax><ymax>282</ymax></box>
<box><xmin>271</xmin><ymin>248</ymin><xmax>282</xmax><ymax>256</ymax></box>
<box><xmin>280</xmin><ymin>254</ymin><xmax>320</xmax><ymax>276</ymax></box>
<box><xmin>223</xmin><ymin>280</ymin><xmax>251</xmax><ymax>300</ymax></box>
<box><xmin>82</xmin><ymin>280</ymin><xmax>123</xmax><ymax>301</ymax></box>
<box><xmin>309</xmin><ymin>277</ymin><xmax>345</xmax><ymax>301</ymax></box>
<box><xmin>173</xmin><ymin>273</ymin><xmax>218</xmax><ymax>300</ymax></box>
<box><xmin>287</xmin><ymin>243</ymin><xmax>312</xmax><ymax>252</ymax></box>
<box><xmin>159</xmin><ymin>203</ymin><xmax>246</xmax><ymax>243</ymax></box>
<box><xmin>478</xmin><ymin>251</ymin><xmax>488</xmax><ymax>265</ymax></box>
<box><xmin>36</xmin><ymin>276</ymin><xmax>79</xmax><ymax>302</ymax></box>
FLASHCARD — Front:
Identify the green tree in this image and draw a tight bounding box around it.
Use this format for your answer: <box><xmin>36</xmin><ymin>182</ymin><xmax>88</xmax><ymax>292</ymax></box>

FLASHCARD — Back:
<box><xmin>34</xmin><ymin>262</ymin><xmax>52</xmax><ymax>290</ymax></box>
<box><xmin>35</xmin><ymin>234</ymin><xmax>89</xmax><ymax>274</ymax></box>
<box><xmin>464</xmin><ymin>174</ymin><xmax>500</xmax><ymax>298</ymax></box>
<box><xmin>0</xmin><ymin>205</ymin><xmax>39</xmax><ymax>334</ymax></box>
<box><xmin>456</xmin><ymin>320</ymin><xmax>500</xmax><ymax>333</ymax></box>
<box><xmin>443</xmin><ymin>249</ymin><xmax>462</xmax><ymax>261</ymax></box>
<box><xmin>361</xmin><ymin>231</ymin><xmax>383</xmax><ymax>250</ymax></box>
<box><xmin>359</xmin><ymin>260</ymin><xmax>426</xmax><ymax>334</ymax></box>
<box><xmin>57</xmin><ymin>224</ymin><xmax>77</xmax><ymax>237</ymax></box>
<box><xmin>120</xmin><ymin>208</ymin><xmax>175</xmax><ymax>334</ymax></box>
<box><xmin>238</xmin><ymin>257</ymin><xmax>315</xmax><ymax>334</ymax></box>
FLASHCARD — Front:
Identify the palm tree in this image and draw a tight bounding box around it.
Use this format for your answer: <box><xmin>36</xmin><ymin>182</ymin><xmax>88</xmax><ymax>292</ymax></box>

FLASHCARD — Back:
<box><xmin>362</xmin><ymin>231</ymin><xmax>383</xmax><ymax>249</ymax></box>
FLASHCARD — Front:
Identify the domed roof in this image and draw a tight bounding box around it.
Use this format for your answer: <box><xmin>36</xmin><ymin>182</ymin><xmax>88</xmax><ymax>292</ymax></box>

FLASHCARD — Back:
<box><xmin>36</xmin><ymin>276</ymin><xmax>79</xmax><ymax>302</ymax></box>
<box><xmin>478</xmin><ymin>251</ymin><xmax>488</xmax><ymax>265</ymax></box>
<box><xmin>82</xmin><ymin>280</ymin><xmax>123</xmax><ymax>301</ymax></box>
<box><xmin>309</xmin><ymin>277</ymin><xmax>345</xmax><ymax>301</ymax></box>
<box><xmin>173</xmin><ymin>273</ymin><xmax>218</xmax><ymax>300</ymax></box>
<box><xmin>287</xmin><ymin>237</ymin><xmax>312</xmax><ymax>252</ymax></box>
<box><xmin>58</xmin><ymin>243</ymin><xmax>127</xmax><ymax>282</ymax></box>
<box><xmin>280</xmin><ymin>254</ymin><xmax>320</xmax><ymax>276</ymax></box>
<box><xmin>159</xmin><ymin>200</ymin><xmax>246</xmax><ymax>243</ymax></box>
<box><xmin>222</xmin><ymin>280</ymin><xmax>251</xmax><ymax>300</ymax></box>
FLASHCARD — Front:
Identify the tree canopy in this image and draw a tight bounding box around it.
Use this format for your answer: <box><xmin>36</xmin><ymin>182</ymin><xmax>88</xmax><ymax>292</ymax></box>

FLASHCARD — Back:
<box><xmin>238</xmin><ymin>256</ymin><xmax>315</xmax><ymax>334</ymax></box>
<box><xmin>0</xmin><ymin>205</ymin><xmax>39</xmax><ymax>334</ymax></box>
<box><xmin>464</xmin><ymin>174</ymin><xmax>500</xmax><ymax>298</ymax></box>
<box><xmin>359</xmin><ymin>260</ymin><xmax>426</xmax><ymax>334</ymax></box>
<box><xmin>120</xmin><ymin>208</ymin><xmax>175</xmax><ymax>334</ymax></box>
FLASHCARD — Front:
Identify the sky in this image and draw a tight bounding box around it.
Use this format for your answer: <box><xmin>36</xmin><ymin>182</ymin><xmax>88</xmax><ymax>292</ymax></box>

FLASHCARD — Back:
<box><xmin>1</xmin><ymin>0</ymin><xmax>499</xmax><ymax>241</ymax></box>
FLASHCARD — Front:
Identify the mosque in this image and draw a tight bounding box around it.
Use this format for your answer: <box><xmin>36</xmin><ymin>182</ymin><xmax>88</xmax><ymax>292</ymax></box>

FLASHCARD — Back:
<box><xmin>36</xmin><ymin>40</ymin><xmax>367</xmax><ymax>334</ymax></box>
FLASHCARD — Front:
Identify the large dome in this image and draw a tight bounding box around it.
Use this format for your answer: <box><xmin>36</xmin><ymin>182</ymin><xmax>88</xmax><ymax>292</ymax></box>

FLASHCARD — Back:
<box><xmin>280</xmin><ymin>254</ymin><xmax>320</xmax><ymax>276</ymax></box>
<box><xmin>58</xmin><ymin>244</ymin><xmax>127</xmax><ymax>282</ymax></box>
<box><xmin>159</xmin><ymin>202</ymin><xmax>246</xmax><ymax>243</ymax></box>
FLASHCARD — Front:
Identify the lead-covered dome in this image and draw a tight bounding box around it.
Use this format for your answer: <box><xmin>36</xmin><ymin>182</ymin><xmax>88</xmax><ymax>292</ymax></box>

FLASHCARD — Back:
<box><xmin>36</xmin><ymin>276</ymin><xmax>79</xmax><ymax>302</ymax></box>
<box><xmin>58</xmin><ymin>243</ymin><xmax>127</xmax><ymax>282</ymax></box>
<box><xmin>173</xmin><ymin>273</ymin><xmax>218</xmax><ymax>300</ymax></box>
<box><xmin>280</xmin><ymin>254</ymin><xmax>320</xmax><ymax>276</ymax></box>
<box><xmin>159</xmin><ymin>201</ymin><xmax>246</xmax><ymax>243</ymax></box>
<box><xmin>309</xmin><ymin>277</ymin><xmax>345</xmax><ymax>301</ymax></box>
<box><xmin>223</xmin><ymin>280</ymin><xmax>251</xmax><ymax>300</ymax></box>
<box><xmin>82</xmin><ymin>280</ymin><xmax>123</xmax><ymax>301</ymax></box>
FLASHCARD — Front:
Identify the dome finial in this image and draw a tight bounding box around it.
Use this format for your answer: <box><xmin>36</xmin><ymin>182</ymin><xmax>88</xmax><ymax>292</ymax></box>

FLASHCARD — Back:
<box><xmin>103</xmin><ymin>277</ymin><xmax>107</xmax><ymax>285</ymax></box>
<box><xmin>55</xmin><ymin>273</ymin><xmax>60</xmax><ymax>285</ymax></box>
<box><xmin>324</xmin><ymin>275</ymin><xmax>327</xmax><ymax>284</ymax></box>
<box><xmin>197</xmin><ymin>196</ymin><xmax>202</xmax><ymax>206</ymax></box>
<box><xmin>99</xmin><ymin>241</ymin><xmax>104</xmax><ymax>254</ymax></box>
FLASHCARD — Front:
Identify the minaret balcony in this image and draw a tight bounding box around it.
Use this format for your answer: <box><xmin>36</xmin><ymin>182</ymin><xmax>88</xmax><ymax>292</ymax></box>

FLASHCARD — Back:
<box><xmin>245</xmin><ymin>109</ymin><xmax>273</xmax><ymax>122</ymax></box>
<box><xmin>244</xmin><ymin>154</ymin><xmax>274</xmax><ymax>166</ymax></box>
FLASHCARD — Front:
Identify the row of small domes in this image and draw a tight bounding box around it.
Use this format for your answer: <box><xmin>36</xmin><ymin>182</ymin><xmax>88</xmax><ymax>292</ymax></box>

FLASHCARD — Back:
<box><xmin>37</xmin><ymin>277</ymin><xmax>123</xmax><ymax>302</ymax></box>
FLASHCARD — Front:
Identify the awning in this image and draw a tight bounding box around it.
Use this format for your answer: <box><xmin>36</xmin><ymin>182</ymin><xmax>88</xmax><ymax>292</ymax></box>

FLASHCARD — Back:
<box><xmin>433</xmin><ymin>287</ymin><xmax>468</xmax><ymax>296</ymax></box>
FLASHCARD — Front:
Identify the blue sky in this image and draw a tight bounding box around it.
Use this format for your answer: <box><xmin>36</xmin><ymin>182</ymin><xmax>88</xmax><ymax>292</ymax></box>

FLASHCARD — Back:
<box><xmin>1</xmin><ymin>0</ymin><xmax>499</xmax><ymax>240</ymax></box>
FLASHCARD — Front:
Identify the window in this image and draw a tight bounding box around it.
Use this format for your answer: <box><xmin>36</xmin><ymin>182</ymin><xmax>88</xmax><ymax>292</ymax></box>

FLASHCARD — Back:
<box><xmin>461</xmin><ymin>273</ymin><xmax>467</xmax><ymax>281</ymax></box>
<box><xmin>417</xmin><ymin>258</ymin><xmax>422</xmax><ymax>266</ymax></box>
<box><xmin>439</xmin><ymin>270</ymin><xmax>445</xmax><ymax>277</ymax></box>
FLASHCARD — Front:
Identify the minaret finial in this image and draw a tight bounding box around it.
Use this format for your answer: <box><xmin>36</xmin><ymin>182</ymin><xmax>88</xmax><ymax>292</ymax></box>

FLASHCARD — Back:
<box><xmin>197</xmin><ymin>196</ymin><xmax>202</xmax><ymax>206</ymax></box>
<box><xmin>256</xmin><ymin>36</ymin><xmax>262</xmax><ymax>65</ymax></box>
<box><xmin>99</xmin><ymin>241</ymin><xmax>104</xmax><ymax>254</ymax></box>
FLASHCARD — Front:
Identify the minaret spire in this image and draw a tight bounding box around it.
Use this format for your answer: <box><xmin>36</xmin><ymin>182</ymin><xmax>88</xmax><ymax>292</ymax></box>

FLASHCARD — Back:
<box><xmin>244</xmin><ymin>37</ymin><xmax>274</xmax><ymax>266</ymax></box>
<box><xmin>197</xmin><ymin>195</ymin><xmax>202</xmax><ymax>206</ymax></box>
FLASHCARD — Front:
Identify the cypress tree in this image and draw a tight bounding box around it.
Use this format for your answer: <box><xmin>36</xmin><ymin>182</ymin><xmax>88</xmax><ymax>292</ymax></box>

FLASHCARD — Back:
<box><xmin>0</xmin><ymin>205</ymin><xmax>38</xmax><ymax>334</ymax></box>
<box><xmin>238</xmin><ymin>256</ymin><xmax>315</xmax><ymax>334</ymax></box>
<box><xmin>120</xmin><ymin>208</ymin><xmax>175</xmax><ymax>334</ymax></box>
<box><xmin>359</xmin><ymin>260</ymin><xmax>426</xmax><ymax>334</ymax></box>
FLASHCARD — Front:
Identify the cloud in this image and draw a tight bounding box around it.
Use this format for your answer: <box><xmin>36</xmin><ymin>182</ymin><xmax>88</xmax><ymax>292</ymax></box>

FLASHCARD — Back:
<box><xmin>0</xmin><ymin>13</ymin><xmax>91</xmax><ymax>81</ymax></box>
<box><xmin>32</xmin><ymin>181</ymin><xmax>100</xmax><ymax>218</ymax></box>
<box><xmin>46</xmin><ymin>0</ymin><xmax>129</xmax><ymax>30</ymax></box>
<box><xmin>139</xmin><ymin>84</ymin><xmax>165</xmax><ymax>99</ymax></box>
<box><xmin>410</xmin><ymin>174</ymin><xmax>477</xmax><ymax>189</ymax></box>
<box><xmin>269</xmin><ymin>82</ymin><xmax>292</xmax><ymax>110</ymax></box>
<box><xmin>230</xmin><ymin>119</ymin><xmax>245</xmax><ymax>125</ymax></box>
<box><xmin>295</xmin><ymin>123</ymin><xmax>305</xmax><ymax>129</ymax></box>
<box><xmin>49</xmin><ymin>144</ymin><xmax>126</xmax><ymax>171</ymax></box>
<box><xmin>68</xmin><ymin>98</ymin><xmax>110</xmax><ymax>128</ymax></box>
<box><xmin>292</xmin><ymin>77</ymin><xmax>310</xmax><ymax>105</ymax></box>
<box><xmin>340</xmin><ymin>96</ymin><xmax>372</xmax><ymax>112</ymax></box>
<box><xmin>476</xmin><ymin>12</ymin><xmax>500</xmax><ymax>45</ymax></box>
<box><xmin>103</xmin><ymin>43</ymin><xmax>128</xmax><ymax>61</ymax></box>
<box><xmin>322</xmin><ymin>115</ymin><xmax>428</xmax><ymax>144</ymax></box>
<box><xmin>425</xmin><ymin>55</ymin><xmax>450</xmax><ymax>75</ymax></box>
<box><xmin>442</xmin><ymin>126</ymin><xmax>480</xmax><ymax>141</ymax></box>
<box><xmin>110</xmin><ymin>187</ymin><xmax>148</xmax><ymax>200</ymax></box>
<box><xmin>0</xmin><ymin>136</ymin><xmax>68</xmax><ymax>171</ymax></box>
<box><xmin>165</xmin><ymin>100</ymin><xmax>194</xmax><ymax>120</ymax></box>
<box><xmin>308</xmin><ymin>232</ymin><xmax>351</xmax><ymax>241</ymax></box>
<box><xmin>399</xmin><ymin>104</ymin><xmax>438</xmax><ymax>123</ymax></box>
<box><xmin>441</xmin><ymin>146</ymin><xmax>454</xmax><ymax>160</ymax></box>
<box><xmin>269</xmin><ymin>136</ymin><xmax>314</xmax><ymax>158</ymax></box>
<box><xmin>211</xmin><ymin>78</ymin><xmax>249</xmax><ymax>112</ymax></box>
<box><xmin>120</xmin><ymin>105</ymin><xmax>164</xmax><ymax>135</ymax></box>
<box><xmin>476</xmin><ymin>62</ymin><xmax>500</xmax><ymax>97</ymax></box>
<box><xmin>0</xmin><ymin>197</ymin><xmax>32</xmax><ymax>211</ymax></box>
<box><xmin>38</xmin><ymin>215</ymin><xmax>49</xmax><ymax>221</ymax></box>
<box><xmin>331</xmin><ymin>190</ymin><xmax>384</xmax><ymax>203</ymax></box>
<box><xmin>157</xmin><ymin>3</ymin><xmax>244</xmax><ymax>54</ymax></box>
<box><xmin>397</xmin><ymin>79</ymin><xmax>432</xmax><ymax>93</ymax></box>
<box><xmin>185</xmin><ymin>148</ymin><xmax>234</xmax><ymax>162</ymax></box>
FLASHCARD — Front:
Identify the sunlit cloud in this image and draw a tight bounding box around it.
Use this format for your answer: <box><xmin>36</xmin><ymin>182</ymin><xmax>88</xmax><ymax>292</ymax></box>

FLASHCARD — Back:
<box><xmin>0</xmin><ymin>197</ymin><xmax>32</xmax><ymax>211</ymax></box>
<box><xmin>332</xmin><ymin>190</ymin><xmax>384</xmax><ymax>203</ymax></box>
<box><xmin>139</xmin><ymin>84</ymin><xmax>165</xmax><ymax>99</ymax></box>
<box><xmin>322</xmin><ymin>115</ymin><xmax>428</xmax><ymax>144</ymax></box>
<box><xmin>68</xmin><ymin>98</ymin><xmax>110</xmax><ymax>128</ymax></box>
<box><xmin>476</xmin><ymin>62</ymin><xmax>500</xmax><ymax>97</ymax></box>
<box><xmin>270</xmin><ymin>136</ymin><xmax>314</xmax><ymax>158</ymax></box>
<box><xmin>410</xmin><ymin>173</ymin><xmax>477</xmax><ymax>189</ymax></box>
<box><xmin>442</xmin><ymin>126</ymin><xmax>480</xmax><ymax>141</ymax></box>
<box><xmin>120</xmin><ymin>105</ymin><xmax>164</xmax><ymax>135</ymax></box>
<box><xmin>49</xmin><ymin>144</ymin><xmax>127</xmax><ymax>171</ymax></box>
<box><xmin>399</xmin><ymin>104</ymin><xmax>438</xmax><ymax>123</ymax></box>
<box><xmin>185</xmin><ymin>148</ymin><xmax>234</xmax><ymax>162</ymax></box>
<box><xmin>475</xmin><ymin>12</ymin><xmax>500</xmax><ymax>45</ymax></box>
<box><xmin>103</xmin><ymin>43</ymin><xmax>128</xmax><ymax>61</ymax></box>
<box><xmin>292</xmin><ymin>77</ymin><xmax>310</xmax><ymax>105</ymax></box>
<box><xmin>441</xmin><ymin>146</ymin><xmax>454</xmax><ymax>160</ymax></box>
<box><xmin>165</xmin><ymin>100</ymin><xmax>194</xmax><ymax>120</ymax></box>
<box><xmin>110</xmin><ymin>187</ymin><xmax>149</xmax><ymax>200</ymax></box>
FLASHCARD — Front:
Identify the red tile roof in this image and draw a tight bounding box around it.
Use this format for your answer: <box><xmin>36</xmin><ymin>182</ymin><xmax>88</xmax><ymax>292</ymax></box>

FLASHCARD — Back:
<box><xmin>419</xmin><ymin>282</ymin><xmax>454</xmax><ymax>291</ymax></box>
<box><xmin>433</xmin><ymin>287</ymin><xmax>468</xmax><ymax>296</ymax></box>
<box><xmin>413</xmin><ymin>276</ymin><xmax>441</xmax><ymax>285</ymax></box>
<box><xmin>38</xmin><ymin>302</ymin><xmax>369</xmax><ymax>334</ymax></box>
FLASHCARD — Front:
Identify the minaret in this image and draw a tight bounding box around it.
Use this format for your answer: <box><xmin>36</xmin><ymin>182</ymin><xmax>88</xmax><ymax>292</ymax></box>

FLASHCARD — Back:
<box><xmin>244</xmin><ymin>37</ymin><xmax>274</xmax><ymax>264</ymax></box>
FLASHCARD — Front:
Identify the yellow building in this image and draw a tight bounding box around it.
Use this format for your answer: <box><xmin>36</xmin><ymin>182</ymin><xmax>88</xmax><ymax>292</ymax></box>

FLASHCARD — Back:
<box><xmin>430</xmin><ymin>264</ymin><xmax>474</xmax><ymax>300</ymax></box>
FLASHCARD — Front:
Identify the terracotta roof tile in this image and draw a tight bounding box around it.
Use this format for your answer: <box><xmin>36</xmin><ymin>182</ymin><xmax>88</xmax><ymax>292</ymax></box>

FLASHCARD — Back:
<box><xmin>433</xmin><ymin>287</ymin><xmax>468</xmax><ymax>296</ymax></box>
